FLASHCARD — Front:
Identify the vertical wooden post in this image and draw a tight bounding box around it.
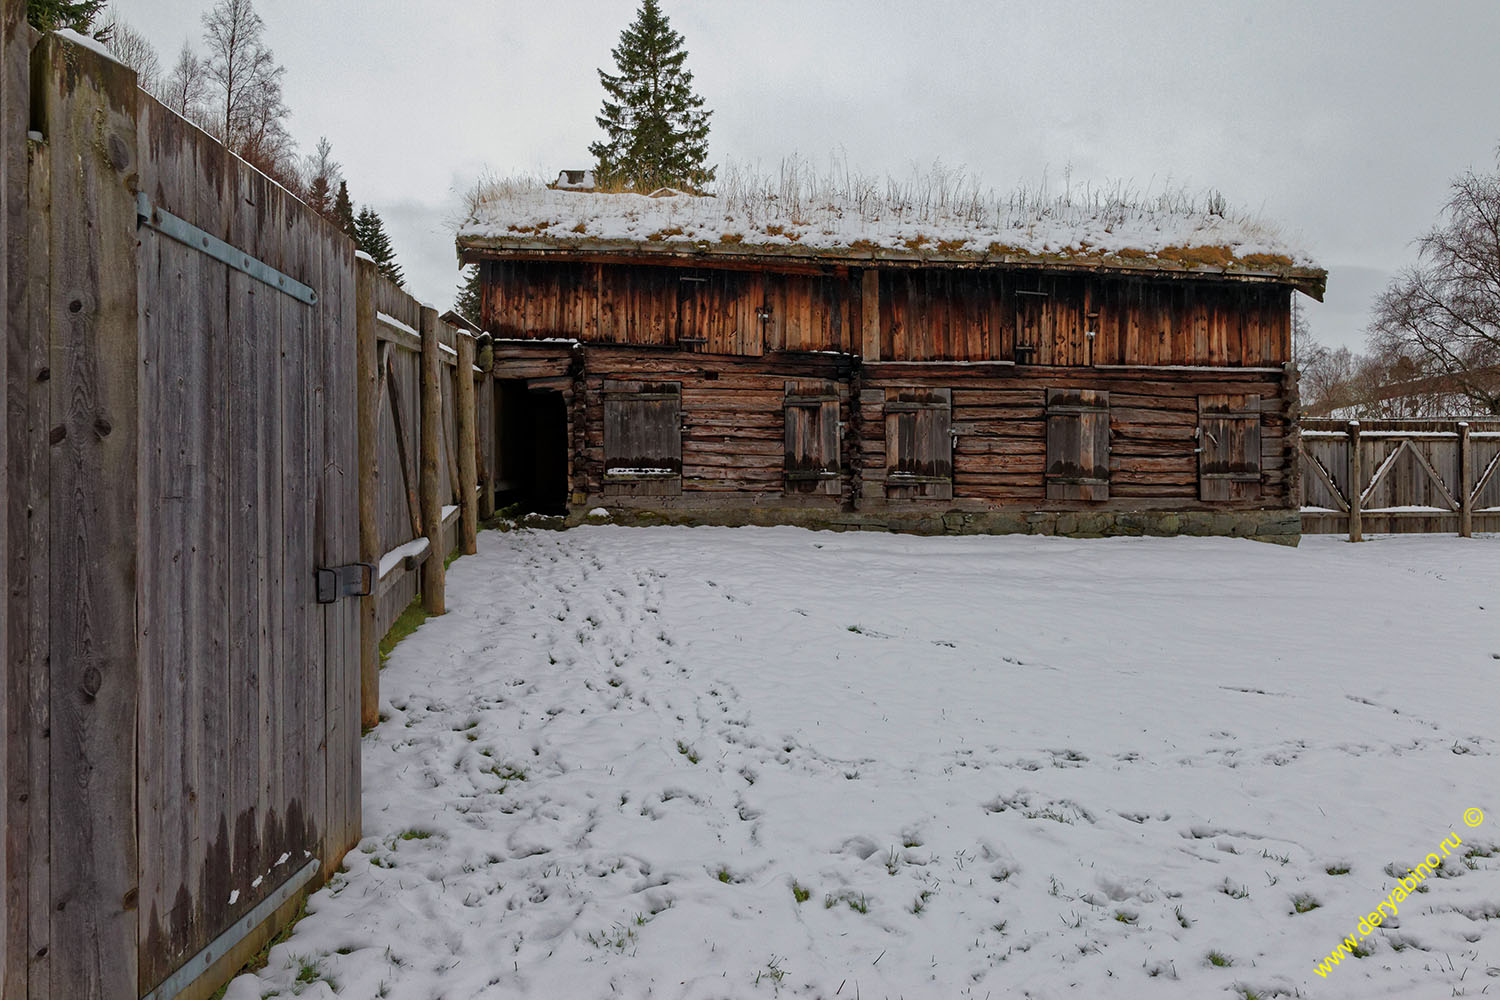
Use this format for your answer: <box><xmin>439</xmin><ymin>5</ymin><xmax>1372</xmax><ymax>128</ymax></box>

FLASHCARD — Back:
<box><xmin>354</xmin><ymin>255</ymin><xmax>380</xmax><ymax>729</ymax></box>
<box><xmin>35</xmin><ymin>33</ymin><xmax>140</xmax><ymax>998</ymax></box>
<box><xmin>1458</xmin><ymin>420</ymin><xmax>1472</xmax><ymax>538</ymax></box>
<box><xmin>419</xmin><ymin>305</ymin><xmax>446</xmax><ymax>614</ymax></box>
<box><xmin>0</xmin><ymin>1</ymin><xmax>18</xmax><ymax>990</ymax></box>
<box><xmin>1347</xmin><ymin>419</ymin><xmax>1362</xmax><ymax>543</ymax></box>
<box><xmin>455</xmin><ymin>333</ymin><xmax>479</xmax><ymax>555</ymax></box>
<box><xmin>860</xmin><ymin>269</ymin><xmax>880</xmax><ymax>361</ymax></box>
<box><xmin>477</xmin><ymin>373</ymin><xmax>496</xmax><ymax>520</ymax></box>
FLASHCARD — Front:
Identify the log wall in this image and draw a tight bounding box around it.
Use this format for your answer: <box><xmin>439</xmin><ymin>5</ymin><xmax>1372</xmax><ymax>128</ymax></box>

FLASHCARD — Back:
<box><xmin>491</xmin><ymin>342</ymin><xmax>1295</xmax><ymax>519</ymax></box>
<box><xmin>480</xmin><ymin>259</ymin><xmax>1291</xmax><ymax>367</ymax></box>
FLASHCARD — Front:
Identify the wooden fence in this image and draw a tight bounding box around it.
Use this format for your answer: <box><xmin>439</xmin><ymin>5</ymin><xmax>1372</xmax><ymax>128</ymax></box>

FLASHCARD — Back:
<box><xmin>2</xmin><ymin>26</ymin><xmax>495</xmax><ymax>1000</ymax></box>
<box><xmin>1298</xmin><ymin>418</ymin><xmax>1500</xmax><ymax>538</ymax></box>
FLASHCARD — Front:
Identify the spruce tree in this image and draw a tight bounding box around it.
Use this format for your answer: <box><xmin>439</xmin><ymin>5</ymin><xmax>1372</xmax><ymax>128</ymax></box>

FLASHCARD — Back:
<box><xmin>454</xmin><ymin>265</ymin><xmax>482</xmax><ymax>323</ymax></box>
<box><xmin>355</xmin><ymin>207</ymin><xmax>404</xmax><ymax>285</ymax></box>
<box><xmin>589</xmin><ymin>0</ymin><xmax>713</xmax><ymax>192</ymax></box>
<box><xmin>332</xmin><ymin>181</ymin><xmax>357</xmax><ymax>241</ymax></box>
<box><xmin>27</xmin><ymin>0</ymin><xmax>107</xmax><ymax>33</ymax></box>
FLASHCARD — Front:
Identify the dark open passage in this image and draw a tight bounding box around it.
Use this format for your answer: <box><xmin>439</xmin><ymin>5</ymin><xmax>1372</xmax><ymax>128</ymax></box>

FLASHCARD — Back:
<box><xmin>496</xmin><ymin>381</ymin><xmax>569</xmax><ymax>514</ymax></box>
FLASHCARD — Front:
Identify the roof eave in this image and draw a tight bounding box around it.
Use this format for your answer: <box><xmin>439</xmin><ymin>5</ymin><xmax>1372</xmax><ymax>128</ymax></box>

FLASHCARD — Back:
<box><xmin>456</xmin><ymin>235</ymin><xmax>1327</xmax><ymax>298</ymax></box>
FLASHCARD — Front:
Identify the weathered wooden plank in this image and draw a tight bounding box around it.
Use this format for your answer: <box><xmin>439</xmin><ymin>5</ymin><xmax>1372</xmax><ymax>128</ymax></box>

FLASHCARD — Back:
<box><xmin>38</xmin><ymin>34</ymin><xmax>140</xmax><ymax>999</ymax></box>
<box><xmin>6</xmin><ymin>21</ymin><xmax>45</xmax><ymax>995</ymax></box>
<box><xmin>419</xmin><ymin>306</ymin><xmax>446</xmax><ymax>613</ymax></box>
<box><xmin>282</xmin><ymin>180</ymin><xmax>319</xmax><ymax>899</ymax></box>
<box><xmin>0</xmin><ymin>6</ymin><xmax>14</xmax><ymax>986</ymax></box>
<box><xmin>861</xmin><ymin>268</ymin><xmax>880</xmax><ymax>361</ymax></box>
<box><xmin>356</xmin><ymin>256</ymin><xmax>380</xmax><ymax>730</ymax></box>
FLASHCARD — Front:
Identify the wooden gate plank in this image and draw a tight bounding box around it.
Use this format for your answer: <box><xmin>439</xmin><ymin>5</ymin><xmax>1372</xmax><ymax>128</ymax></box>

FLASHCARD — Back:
<box><xmin>0</xmin><ymin>2</ymin><xmax>12</xmax><ymax>987</ymax></box>
<box><xmin>321</xmin><ymin>233</ymin><xmax>360</xmax><ymax>873</ymax></box>
<box><xmin>356</xmin><ymin>256</ymin><xmax>381</xmax><ymax>732</ymax></box>
<box><xmin>7</xmin><ymin>22</ymin><xmax>47</xmax><ymax>995</ymax></box>
<box><xmin>37</xmin><ymin>34</ymin><xmax>140</xmax><ymax>999</ymax></box>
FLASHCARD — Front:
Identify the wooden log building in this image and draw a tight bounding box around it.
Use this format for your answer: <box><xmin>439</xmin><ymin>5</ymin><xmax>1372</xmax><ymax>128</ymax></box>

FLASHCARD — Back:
<box><xmin>457</xmin><ymin>185</ymin><xmax>1326</xmax><ymax>541</ymax></box>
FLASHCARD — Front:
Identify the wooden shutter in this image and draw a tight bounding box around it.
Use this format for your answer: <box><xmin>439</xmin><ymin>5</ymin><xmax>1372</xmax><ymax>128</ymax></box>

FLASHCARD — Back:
<box><xmin>784</xmin><ymin>380</ymin><xmax>841</xmax><ymax>495</ymax></box>
<box><xmin>1198</xmin><ymin>394</ymin><xmax>1262</xmax><ymax>501</ymax></box>
<box><xmin>603</xmin><ymin>379</ymin><xmax>682</xmax><ymax>496</ymax></box>
<box><xmin>1045</xmin><ymin>388</ymin><xmax>1110</xmax><ymax>500</ymax></box>
<box><xmin>884</xmin><ymin>388</ymin><xmax>952</xmax><ymax>500</ymax></box>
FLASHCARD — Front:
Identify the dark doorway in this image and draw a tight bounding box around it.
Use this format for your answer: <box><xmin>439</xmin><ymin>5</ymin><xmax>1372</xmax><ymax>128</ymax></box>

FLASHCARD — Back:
<box><xmin>495</xmin><ymin>381</ymin><xmax>569</xmax><ymax>515</ymax></box>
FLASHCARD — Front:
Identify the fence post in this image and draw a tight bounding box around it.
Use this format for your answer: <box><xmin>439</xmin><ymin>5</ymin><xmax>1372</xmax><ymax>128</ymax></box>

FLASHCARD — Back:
<box><xmin>32</xmin><ymin>33</ymin><xmax>140</xmax><ymax>997</ymax></box>
<box><xmin>419</xmin><ymin>305</ymin><xmax>446</xmax><ymax>614</ymax></box>
<box><xmin>456</xmin><ymin>333</ymin><xmax>479</xmax><ymax>554</ymax></box>
<box><xmin>1458</xmin><ymin>420</ymin><xmax>1472</xmax><ymax>538</ymax></box>
<box><xmin>355</xmin><ymin>256</ymin><xmax>380</xmax><ymax>729</ymax></box>
<box><xmin>1347</xmin><ymin>419</ymin><xmax>1362</xmax><ymax>542</ymax></box>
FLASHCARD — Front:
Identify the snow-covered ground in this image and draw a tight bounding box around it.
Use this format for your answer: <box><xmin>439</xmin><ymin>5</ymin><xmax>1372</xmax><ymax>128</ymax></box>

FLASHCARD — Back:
<box><xmin>229</xmin><ymin>528</ymin><xmax>1499</xmax><ymax>1000</ymax></box>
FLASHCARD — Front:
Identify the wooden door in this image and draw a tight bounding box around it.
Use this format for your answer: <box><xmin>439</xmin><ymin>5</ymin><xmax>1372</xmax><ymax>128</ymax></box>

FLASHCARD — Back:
<box><xmin>1198</xmin><ymin>394</ymin><xmax>1262</xmax><ymax>500</ymax></box>
<box><xmin>1045</xmin><ymin>388</ymin><xmax>1111</xmax><ymax>500</ymax></box>
<box><xmin>884</xmin><ymin>388</ymin><xmax>953</xmax><ymax>499</ymax></box>
<box><xmin>603</xmin><ymin>379</ymin><xmax>682</xmax><ymax>496</ymax></box>
<box><xmin>784</xmin><ymin>380</ymin><xmax>841</xmax><ymax>495</ymax></box>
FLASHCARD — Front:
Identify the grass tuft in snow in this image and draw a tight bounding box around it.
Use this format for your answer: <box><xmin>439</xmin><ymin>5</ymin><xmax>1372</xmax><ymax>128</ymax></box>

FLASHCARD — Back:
<box><xmin>1220</xmin><ymin>880</ymin><xmax>1251</xmax><ymax>900</ymax></box>
<box><xmin>791</xmin><ymin>881</ymin><xmax>810</xmax><ymax>904</ymax></box>
<box><xmin>292</xmin><ymin>956</ymin><xmax>336</xmax><ymax>991</ymax></box>
<box><xmin>825</xmin><ymin>890</ymin><xmax>870</xmax><ymax>914</ymax></box>
<box><xmin>1207</xmin><ymin>950</ymin><xmax>1234</xmax><ymax>967</ymax></box>
<box><xmin>586</xmin><ymin>924</ymin><xmax>637</xmax><ymax>952</ymax></box>
<box><xmin>754</xmin><ymin>956</ymin><xmax>787</xmax><ymax>987</ymax></box>
<box><xmin>1290</xmin><ymin>892</ymin><xmax>1321</xmax><ymax>914</ymax></box>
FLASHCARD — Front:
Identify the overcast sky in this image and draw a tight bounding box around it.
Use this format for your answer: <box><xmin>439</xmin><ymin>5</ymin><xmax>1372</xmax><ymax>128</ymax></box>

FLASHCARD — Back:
<box><xmin>113</xmin><ymin>0</ymin><xmax>1500</xmax><ymax>351</ymax></box>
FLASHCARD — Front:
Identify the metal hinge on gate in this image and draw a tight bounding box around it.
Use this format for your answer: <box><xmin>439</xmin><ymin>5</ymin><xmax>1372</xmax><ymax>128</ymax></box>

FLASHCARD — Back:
<box><xmin>136</xmin><ymin>192</ymin><xmax>319</xmax><ymax>305</ymax></box>
<box><xmin>316</xmin><ymin>563</ymin><xmax>375</xmax><ymax>604</ymax></box>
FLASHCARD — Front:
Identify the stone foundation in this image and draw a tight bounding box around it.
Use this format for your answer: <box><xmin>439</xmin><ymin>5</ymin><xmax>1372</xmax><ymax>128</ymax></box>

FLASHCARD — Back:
<box><xmin>567</xmin><ymin>506</ymin><xmax>1302</xmax><ymax>545</ymax></box>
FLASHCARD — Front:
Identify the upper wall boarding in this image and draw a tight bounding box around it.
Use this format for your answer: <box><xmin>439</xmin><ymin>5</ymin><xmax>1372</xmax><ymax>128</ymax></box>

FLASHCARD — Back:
<box><xmin>480</xmin><ymin>259</ymin><xmax>1291</xmax><ymax>367</ymax></box>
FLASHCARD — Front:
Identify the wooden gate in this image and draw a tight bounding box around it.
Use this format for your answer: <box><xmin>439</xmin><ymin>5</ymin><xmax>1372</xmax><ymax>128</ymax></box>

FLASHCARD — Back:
<box><xmin>133</xmin><ymin>95</ymin><xmax>362</xmax><ymax>996</ymax></box>
<box><xmin>1299</xmin><ymin>418</ymin><xmax>1500</xmax><ymax>538</ymax></box>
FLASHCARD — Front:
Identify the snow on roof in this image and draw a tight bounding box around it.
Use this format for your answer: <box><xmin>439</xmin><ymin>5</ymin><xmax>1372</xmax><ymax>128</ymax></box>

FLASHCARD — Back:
<box><xmin>458</xmin><ymin>160</ymin><xmax>1325</xmax><ymax>295</ymax></box>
